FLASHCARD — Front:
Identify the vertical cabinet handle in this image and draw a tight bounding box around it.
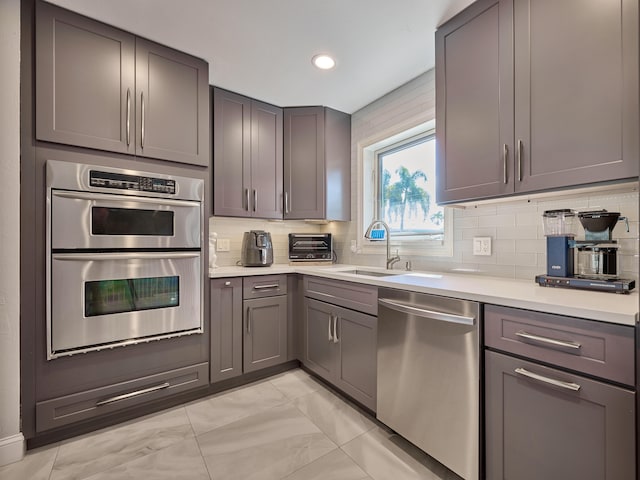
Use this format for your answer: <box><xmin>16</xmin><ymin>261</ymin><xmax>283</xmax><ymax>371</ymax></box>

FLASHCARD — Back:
<box><xmin>284</xmin><ymin>192</ymin><xmax>290</xmax><ymax>214</ymax></box>
<box><xmin>253</xmin><ymin>190</ymin><xmax>257</xmax><ymax>212</ymax></box>
<box><xmin>332</xmin><ymin>316</ymin><xmax>339</xmax><ymax>344</ymax></box>
<box><xmin>516</xmin><ymin>139</ymin><xmax>523</xmax><ymax>182</ymax></box>
<box><xmin>327</xmin><ymin>315</ymin><xmax>333</xmax><ymax>342</ymax></box>
<box><xmin>502</xmin><ymin>144</ymin><xmax>508</xmax><ymax>184</ymax></box>
<box><xmin>126</xmin><ymin>89</ymin><xmax>131</xmax><ymax>147</ymax></box>
<box><xmin>245</xmin><ymin>188</ymin><xmax>250</xmax><ymax>211</ymax></box>
<box><xmin>246</xmin><ymin>307</ymin><xmax>252</xmax><ymax>335</ymax></box>
<box><xmin>141</xmin><ymin>92</ymin><xmax>145</xmax><ymax>149</ymax></box>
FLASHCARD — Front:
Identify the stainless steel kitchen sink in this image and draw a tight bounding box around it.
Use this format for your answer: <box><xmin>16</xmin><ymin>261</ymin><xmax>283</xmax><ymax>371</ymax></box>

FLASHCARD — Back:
<box><xmin>341</xmin><ymin>269</ymin><xmax>400</xmax><ymax>277</ymax></box>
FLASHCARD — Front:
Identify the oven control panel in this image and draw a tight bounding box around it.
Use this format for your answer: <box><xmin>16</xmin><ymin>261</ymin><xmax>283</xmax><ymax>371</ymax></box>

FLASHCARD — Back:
<box><xmin>90</xmin><ymin>170</ymin><xmax>176</xmax><ymax>194</ymax></box>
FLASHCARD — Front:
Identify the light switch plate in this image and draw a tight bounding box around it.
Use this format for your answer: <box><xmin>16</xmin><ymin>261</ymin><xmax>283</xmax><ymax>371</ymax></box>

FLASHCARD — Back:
<box><xmin>473</xmin><ymin>237</ymin><xmax>492</xmax><ymax>256</ymax></box>
<box><xmin>217</xmin><ymin>238</ymin><xmax>230</xmax><ymax>252</ymax></box>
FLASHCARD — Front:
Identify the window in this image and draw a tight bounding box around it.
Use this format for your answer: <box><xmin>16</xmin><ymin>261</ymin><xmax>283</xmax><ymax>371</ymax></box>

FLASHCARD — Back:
<box><xmin>358</xmin><ymin>121</ymin><xmax>452</xmax><ymax>256</ymax></box>
<box><xmin>376</xmin><ymin>132</ymin><xmax>444</xmax><ymax>238</ymax></box>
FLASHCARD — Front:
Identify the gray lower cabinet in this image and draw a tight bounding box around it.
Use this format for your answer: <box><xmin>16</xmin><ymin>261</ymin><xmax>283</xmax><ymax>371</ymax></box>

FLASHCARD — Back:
<box><xmin>283</xmin><ymin>107</ymin><xmax>351</xmax><ymax>221</ymax></box>
<box><xmin>485</xmin><ymin>351</ymin><xmax>635</xmax><ymax>480</ymax></box>
<box><xmin>436</xmin><ymin>0</ymin><xmax>639</xmax><ymax>204</ymax></box>
<box><xmin>302</xmin><ymin>278</ymin><xmax>377</xmax><ymax>411</ymax></box>
<box><xmin>210</xmin><ymin>275</ymin><xmax>288</xmax><ymax>382</ymax></box>
<box><xmin>35</xmin><ymin>1</ymin><xmax>209</xmax><ymax>166</ymax></box>
<box><xmin>213</xmin><ymin>88</ymin><xmax>283</xmax><ymax>218</ymax></box>
<box><xmin>210</xmin><ymin>278</ymin><xmax>243</xmax><ymax>383</ymax></box>
<box><xmin>484</xmin><ymin>305</ymin><xmax>636</xmax><ymax>479</ymax></box>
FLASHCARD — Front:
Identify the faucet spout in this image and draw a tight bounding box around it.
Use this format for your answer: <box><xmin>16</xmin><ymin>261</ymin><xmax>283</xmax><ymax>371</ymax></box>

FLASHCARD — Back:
<box><xmin>364</xmin><ymin>219</ymin><xmax>400</xmax><ymax>270</ymax></box>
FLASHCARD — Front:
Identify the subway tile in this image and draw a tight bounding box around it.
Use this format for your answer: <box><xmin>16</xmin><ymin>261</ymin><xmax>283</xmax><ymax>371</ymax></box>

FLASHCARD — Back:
<box><xmin>516</xmin><ymin>239</ymin><xmax>546</xmax><ymax>254</ymax></box>
<box><xmin>461</xmin><ymin>228</ymin><xmax>497</xmax><ymax>240</ymax></box>
<box><xmin>497</xmin><ymin>225</ymin><xmax>538</xmax><ymax>240</ymax></box>
<box><xmin>478</xmin><ymin>214</ymin><xmax>516</xmax><ymax>228</ymax></box>
<box><xmin>496</xmin><ymin>252</ymin><xmax>537</xmax><ymax>267</ymax></box>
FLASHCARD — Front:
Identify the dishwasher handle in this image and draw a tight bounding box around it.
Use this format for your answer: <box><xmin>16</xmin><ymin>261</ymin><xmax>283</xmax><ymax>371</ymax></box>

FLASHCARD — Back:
<box><xmin>378</xmin><ymin>298</ymin><xmax>475</xmax><ymax>326</ymax></box>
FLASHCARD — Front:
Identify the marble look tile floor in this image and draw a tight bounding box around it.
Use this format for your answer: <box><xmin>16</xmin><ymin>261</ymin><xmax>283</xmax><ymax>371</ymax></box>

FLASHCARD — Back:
<box><xmin>0</xmin><ymin>369</ymin><xmax>463</xmax><ymax>480</ymax></box>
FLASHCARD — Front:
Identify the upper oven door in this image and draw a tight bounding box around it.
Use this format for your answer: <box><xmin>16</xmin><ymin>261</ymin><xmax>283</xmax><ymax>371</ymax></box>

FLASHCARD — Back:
<box><xmin>50</xmin><ymin>190</ymin><xmax>201</xmax><ymax>250</ymax></box>
<box><xmin>288</xmin><ymin>234</ymin><xmax>332</xmax><ymax>260</ymax></box>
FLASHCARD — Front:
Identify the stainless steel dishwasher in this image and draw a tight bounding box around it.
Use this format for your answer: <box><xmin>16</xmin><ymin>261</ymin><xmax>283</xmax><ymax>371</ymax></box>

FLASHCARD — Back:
<box><xmin>377</xmin><ymin>288</ymin><xmax>480</xmax><ymax>480</ymax></box>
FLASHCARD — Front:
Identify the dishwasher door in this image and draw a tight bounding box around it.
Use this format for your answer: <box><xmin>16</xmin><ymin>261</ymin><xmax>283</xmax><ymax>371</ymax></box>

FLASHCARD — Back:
<box><xmin>377</xmin><ymin>288</ymin><xmax>480</xmax><ymax>480</ymax></box>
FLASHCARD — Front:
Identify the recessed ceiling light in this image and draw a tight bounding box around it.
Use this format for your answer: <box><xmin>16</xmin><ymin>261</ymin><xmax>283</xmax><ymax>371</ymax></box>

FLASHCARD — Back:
<box><xmin>312</xmin><ymin>54</ymin><xmax>336</xmax><ymax>70</ymax></box>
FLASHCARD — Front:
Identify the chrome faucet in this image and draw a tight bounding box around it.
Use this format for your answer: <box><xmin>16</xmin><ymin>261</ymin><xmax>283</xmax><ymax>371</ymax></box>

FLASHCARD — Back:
<box><xmin>364</xmin><ymin>219</ymin><xmax>401</xmax><ymax>270</ymax></box>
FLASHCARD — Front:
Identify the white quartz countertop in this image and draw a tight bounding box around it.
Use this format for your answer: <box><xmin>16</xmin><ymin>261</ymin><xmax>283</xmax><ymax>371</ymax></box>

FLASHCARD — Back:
<box><xmin>209</xmin><ymin>264</ymin><xmax>639</xmax><ymax>326</ymax></box>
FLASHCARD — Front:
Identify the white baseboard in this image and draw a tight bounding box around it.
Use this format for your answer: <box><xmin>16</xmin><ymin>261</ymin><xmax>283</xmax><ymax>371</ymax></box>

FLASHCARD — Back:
<box><xmin>0</xmin><ymin>433</ymin><xmax>25</xmax><ymax>467</ymax></box>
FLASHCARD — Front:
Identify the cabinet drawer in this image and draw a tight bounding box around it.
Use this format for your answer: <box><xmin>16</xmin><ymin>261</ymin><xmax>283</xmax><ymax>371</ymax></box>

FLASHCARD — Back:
<box><xmin>485</xmin><ymin>305</ymin><xmax>635</xmax><ymax>386</ymax></box>
<box><xmin>243</xmin><ymin>274</ymin><xmax>288</xmax><ymax>299</ymax></box>
<box><xmin>303</xmin><ymin>276</ymin><xmax>378</xmax><ymax>315</ymax></box>
<box><xmin>36</xmin><ymin>362</ymin><xmax>208</xmax><ymax>432</ymax></box>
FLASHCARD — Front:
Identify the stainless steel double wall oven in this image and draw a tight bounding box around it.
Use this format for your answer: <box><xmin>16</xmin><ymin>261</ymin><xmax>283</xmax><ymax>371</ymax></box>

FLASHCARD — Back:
<box><xmin>46</xmin><ymin>161</ymin><xmax>204</xmax><ymax>359</ymax></box>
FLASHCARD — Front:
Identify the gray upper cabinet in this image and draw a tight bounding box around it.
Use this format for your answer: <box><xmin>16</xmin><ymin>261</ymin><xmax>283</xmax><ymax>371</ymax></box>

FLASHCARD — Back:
<box><xmin>35</xmin><ymin>1</ymin><xmax>136</xmax><ymax>155</ymax></box>
<box><xmin>135</xmin><ymin>39</ymin><xmax>209</xmax><ymax>166</ymax></box>
<box><xmin>213</xmin><ymin>88</ymin><xmax>283</xmax><ymax>219</ymax></box>
<box><xmin>436</xmin><ymin>0</ymin><xmax>639</xmax><ymax>204</ymax></box>
<box><xmin>36</xmin><ymin>1</ymin><xmax>209</xmax><ymax>166</ymax></box>
<box><xmin>283</xmin><ymin>107</ymin><xmax>351</xmax><ymax>221</ymax></box>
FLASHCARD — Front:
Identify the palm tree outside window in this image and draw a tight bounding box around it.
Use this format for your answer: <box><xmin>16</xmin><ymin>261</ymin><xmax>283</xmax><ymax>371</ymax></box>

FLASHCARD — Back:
<box><xmin>376</xmin><ymin>132</ymin><xmax>444</xmax><ymax>238</ymax></box>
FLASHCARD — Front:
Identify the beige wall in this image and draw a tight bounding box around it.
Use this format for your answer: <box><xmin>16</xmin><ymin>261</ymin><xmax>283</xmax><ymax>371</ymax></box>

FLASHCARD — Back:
<box><xmin>0</xmin><ymin>0</ymin><xmax>24</xmax><ymax>466</ymax></box>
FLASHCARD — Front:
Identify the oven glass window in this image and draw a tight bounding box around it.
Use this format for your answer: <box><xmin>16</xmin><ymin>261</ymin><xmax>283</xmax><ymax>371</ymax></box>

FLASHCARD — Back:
<box><xmin>85</xmin><ymin>276</ymin><xmax>179</xmax><ymax>317</ymax></box>
<box><xmin>292</xmin><ymin>239</ymin><xmax>330</xmax><ymax>251</ymax></box>
<box><xmin>92</xmin><ymin>207</ymin><xmax>174</xmax><ymax>236</ymax></box>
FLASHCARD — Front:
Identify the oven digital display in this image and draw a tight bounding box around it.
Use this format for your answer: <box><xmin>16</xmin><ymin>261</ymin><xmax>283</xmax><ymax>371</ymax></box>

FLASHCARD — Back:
<box><xmin>85</xmin><ymin>276</ymin><xmax>179</xmax><ymax>317</ymax></box>
<box><xmin>92</xmin><ymin>207</ymin><xmax>174</xmax><ymax>236</ymax></box>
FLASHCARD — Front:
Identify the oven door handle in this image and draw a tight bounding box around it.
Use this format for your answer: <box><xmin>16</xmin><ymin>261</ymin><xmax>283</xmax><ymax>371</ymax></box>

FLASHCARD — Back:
<box><xmin>53</xmin><ymin>252</ymin><xmax>200</xmax><ymax>261</ymax></box>
<box><xmin>52</xmin><ymin>190</ymin><xmax>200</xmax><ymax>208</ymax></box>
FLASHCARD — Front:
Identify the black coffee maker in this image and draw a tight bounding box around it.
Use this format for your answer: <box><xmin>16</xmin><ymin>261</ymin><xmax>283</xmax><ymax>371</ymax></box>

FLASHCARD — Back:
<box><xmin>536</xmin><ymin>209</ymin><xmax>635</xmax><ymax>293</ymax></box>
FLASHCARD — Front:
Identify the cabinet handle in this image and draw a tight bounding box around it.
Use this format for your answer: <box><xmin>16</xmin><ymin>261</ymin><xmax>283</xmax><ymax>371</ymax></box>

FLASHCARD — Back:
<box><xmin>284</xmin><ymin>192</ymin><xmax>290</xmax><ymax>214</ymax></box>
<box><xmin>328</xmin><ymin>316</ymin><xmax>334</xmax><ymax>342</ymax></box>
<box><xmin>224</xmin><ymin>281</ymin><xmax>231</xmax><ymax>286</ymax></box>
<box><xmin>246</xmin><ymin>307</ymin><xmax>252</xmax><ymax>335</ymax></box>
<box><xmin>253</xmin><ymin>189</ymin><xmax>257</xmax><ymax>212</ymax></box>
<box><xmin>515</xmin><ymin>367</ymin><xmax>581</xmax><ymax>392</ymax></box>
<box><xmin>95</xmin><ymin>382</ymin><xmax>170</xmax><ymax>407</ymax></box>
<box><xmin>126</xmin><ymin>88</ymin><xmax>131</xmax><ymax>147</ymax></box>
<box><xmin>332</xmin><ymin>315</ymin><xmax>339</xmax><ymax>343</ymax></box>
<box><xmin>253</xmin><ymin>284</ymin><xmax>279</xmax><ymax>290</ymax></box>
<box><xmin>502</xmin><ymin>144</ymin><xmax>508</xmax><ymax>184</ymax></box>
<box><xmin>141</xmin><ymin>91</ymin><xmax>145</xmax><ymax>149</ymax></box>
<box><xmin>245</xmin><ymin>188</ymin><xmax>250</xmax><ymax>211</ymax></box>
<box><xmin>516</xmin><ymin>139</ymin><xmax>523</xmax><ymax>182</ymax></box>
<box><xmin>515</xmin><ymin>331</ymin><xmax>581</xmax><ymax>350</ymax></box>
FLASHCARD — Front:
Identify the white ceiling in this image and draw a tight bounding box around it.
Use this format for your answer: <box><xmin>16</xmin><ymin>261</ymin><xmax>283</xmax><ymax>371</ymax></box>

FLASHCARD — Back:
<box><xmin>47</xmin><ymin>0</ymin><xmax>475</xmax><ymax>113</ymax></box>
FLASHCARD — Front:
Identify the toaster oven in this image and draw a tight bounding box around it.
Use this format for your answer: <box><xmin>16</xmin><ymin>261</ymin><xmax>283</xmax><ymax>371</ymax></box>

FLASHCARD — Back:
<box><xmin>288</xmin><ymin>233</ymin><xmax>333</xmax><ymax>261</ymax></box>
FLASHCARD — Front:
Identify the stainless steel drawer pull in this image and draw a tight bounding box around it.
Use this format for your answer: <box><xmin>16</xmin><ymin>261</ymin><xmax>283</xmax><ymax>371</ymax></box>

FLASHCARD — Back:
<box><xmin>245</xmin><ymin>188</ymin><xmax>250</xmax><ymax>211</ymax></box>
<box><xmin>516</xmin><ymin>139</ymin><xmax>523</xmax><ymax>182</ymax></box>
<box><xmin>246</xmin><ymin>307</ymin><xmax>252</xmax><ymax>334</ymax></box>
<box><xmin>502</xmin><ymin>143</ymin><xmax>508</xmax><ymax>184</ymax></box>
<box><xmin>515</xmin><ymin>331</ymin><xmax>581</xmax><ymax>350</ymax></box>
<box><xmin>332</xmin><ymin>315</ymin><xmax>339</xmax><ymax>343</ymax></box>
<box><xmin>96</xmin><ymin>382</ymin><xmax>170</xmax><ymax>407</ymax></box>
<box><xmin>515</xmin><ymin>368</ymin><xmax>580</xmax><ymax>391</ymax></box>
<box><xmin>328</xmin><ymin>316</ymin><xmax>333</xmax><ymax>342</ymax></box>
<box><xmin>126</xmin><ymin>88</ymin><xmax>131</xmax><ymax>146</ymax></box>
<box><xmin>141</xmin><ymin>92</ymin><xmax>145</xmax><ymax>148</ymax></box>
<box><xmin>253</xmin><ymin>284</ymin><xmax>279</xmax><ymax>290</ymax></box>
<box><xmin>224</xmin><ymin>281</ymin><xmax>231</xmax><ymax>286</ymax></box>
<box><xmin>378</xmin><ymin>298</ymin><xmax>475</xmax><ymax>326</ymax></box>
<box><xmin>284</xmin><ymin>192</ymin><xmax>289</xmax><ymax>214</ymax></box>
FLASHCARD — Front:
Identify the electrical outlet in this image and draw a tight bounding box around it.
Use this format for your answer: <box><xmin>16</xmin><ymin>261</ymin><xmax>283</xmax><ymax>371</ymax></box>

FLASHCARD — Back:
<box><xmin>473</xmin><ymin>237</ymin><xmax>492</xmax><ymax>256</ymax></box>
<box><xmin>217</xmin><ymin>238</ymin><xmax>230</xmax><ymax>252</ymax></box>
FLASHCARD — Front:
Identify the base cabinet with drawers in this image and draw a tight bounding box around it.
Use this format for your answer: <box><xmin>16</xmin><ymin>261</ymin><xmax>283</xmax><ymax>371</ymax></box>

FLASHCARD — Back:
<box><xmin>210</xmin><ymin>275</ymin><xmax>288</xmax><ymax>383</ymax></box>
<box><xmin>302</xmin><ymin>276</ymin><xmax>377</xmax><ymax>410</ymax></box>
<box><xmin>484</xmin><ymin>305</ymin><xmax>636</xmax><ymax>480</ymax></box>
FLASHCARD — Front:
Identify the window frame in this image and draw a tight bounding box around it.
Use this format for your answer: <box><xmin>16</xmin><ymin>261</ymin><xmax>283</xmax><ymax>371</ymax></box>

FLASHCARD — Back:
<box><xmin>356</xmin><ymin>119</ymin><xmax>453</xmax><ymax>257</ymax></box>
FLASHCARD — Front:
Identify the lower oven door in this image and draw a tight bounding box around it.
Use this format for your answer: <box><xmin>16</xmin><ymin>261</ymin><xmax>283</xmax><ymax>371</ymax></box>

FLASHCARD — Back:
<box><xmin>48</xmin><ymin>251</ymin><xmax>202</xmax><ymax>359</ymax></box>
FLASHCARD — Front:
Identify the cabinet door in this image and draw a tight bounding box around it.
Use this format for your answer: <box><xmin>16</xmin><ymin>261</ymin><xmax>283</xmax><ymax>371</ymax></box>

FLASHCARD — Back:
<box><xmin>250</xmin><ymin>100</ymin><xmax>283</xmax><ymax>219</ymax></box>
<box><xmin>334</xmin><ymin>306</ymin><xmax>377</xmax><ymax>411</ymax></box>
<box><xmin>35</xmin><ymin>1</ymin><xmax>135</xmax><ymax>155</ymax></box>
<box><xmin>283</xmin><ymin>107</ymin><xmax>325</xmax><ymax>219</ymax></box>
<box><xmin>435</xmin><ymin>0</ymin><xmax>513</xmax><ymax>203</ymax></box>
<box><xmin>243</xmin><ymin>296</ymin><xmax>287</xmax><ymax>373</ymax></box>
<box><xmin>514</xmin><ymin>0</ymin><xmax>639</xmax><ymax>192</ymax></box>
<box><xmin>303</xmin><ymin>298</ymin><xmax>336</xmax><ymax>381</ymax></box>
<box><xmin>135</xmin><ymin>38</ymin><xmax>209</xmax><ymax>166</ymax></box>
<box><xmin>485</xmin><ymin>350</ymin><xmax>635</xmax><ymax>480</ymax></box>
<box><xmin>213</xmin><ymin>88</ymin><xmax>251</xmax><ymax>217</ymax></box>
<box><xmin>210</xmin><ymin>278</ymin><xmax>243</xmax><ymax>383</ymax></box>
